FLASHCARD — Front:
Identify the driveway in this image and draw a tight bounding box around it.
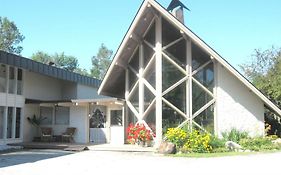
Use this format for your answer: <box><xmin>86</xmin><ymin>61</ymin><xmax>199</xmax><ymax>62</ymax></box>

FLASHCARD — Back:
<box><xmin>0</xmin><ymin>149</ymin><xmax>280</xmax><ymax>175</ymax></box>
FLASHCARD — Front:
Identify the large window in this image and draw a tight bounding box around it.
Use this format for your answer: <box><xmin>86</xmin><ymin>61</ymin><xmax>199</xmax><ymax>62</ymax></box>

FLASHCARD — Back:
<box><xmin>55</xmin><ymin>106</ymin><xmax>70</xmax><ymax>125</ymax></box>
<box><xmin>17</xmin><ymin>69</ymin><xmax>23</xmax><ymax>95</ymax></box>
<box><xmin>0</xmin><ymin>64</ymin><xmax>7</xmax><ymax>93</ymax></box>
<box><xmin>8</xmin><ymin>67</ymin><xmax>15</xmax><ymax>94</ymax></box>
<box><xmin>0</xmin><ymin>107</ymin><xmax>4</xmax><ymax>139</ymax></box>
<box><xmin>40</xmin><ymin>107</ymin><xmax>53</xmax><ymax>125</ymax></box>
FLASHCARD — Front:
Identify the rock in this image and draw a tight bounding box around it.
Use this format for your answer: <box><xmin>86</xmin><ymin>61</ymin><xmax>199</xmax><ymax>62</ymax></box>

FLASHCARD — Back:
<box><xmin>158</xmin><ymin>141</ymin><xmax>176</xmax><ymax>154</ymax></box>
<box><xmin>272</xmin><ymin>138</ymin><xmax>281</xmax><ymax>145</ymax></box>
<box><xmin>225</xmin><ymin>141</ymin><xmax>242</xmax><ymax>151</ymax></box>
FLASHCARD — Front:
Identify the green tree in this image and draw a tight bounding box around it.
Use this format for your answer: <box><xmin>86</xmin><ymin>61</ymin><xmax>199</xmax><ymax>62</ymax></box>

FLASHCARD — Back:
<box><xmin>0</xmin><ymin>17</ymin><xmax>25</xmax><ymax>54</ymax></box>
<box><xmin>31</xmin><ymin>51</ymin><xmax>79</xmax><ymax>72</ymax></box>
<box><xmin>91</xmin><ymin>43</ymin><xmax>113</xmax><ymax>79</ymax></box>
<box><xmin>240</xmin><ymin>47</ymin><xmax>281</xmax><ymax>102</ymax></box>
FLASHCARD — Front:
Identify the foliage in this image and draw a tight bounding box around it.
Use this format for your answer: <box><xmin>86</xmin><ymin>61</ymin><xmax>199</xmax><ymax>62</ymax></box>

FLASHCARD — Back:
<box><xmin>31</xmin><ymin>51</ymin><xmax>79</xmax><ymax>72</ymax></box>
<box><xmin>165</xmin><ymin>128</ymin><xmax>187</xmax><ymax>148</ymax></box>
<box><xmin>127</xmin><ymin>123</ymin><xmax>154</xmax><ymax>144</ymax></box>
<box><xmin>221</xmin><ymin>128</ymin><xmax>249</xmax><ymax>143</ymax></box>
<box><xmin>91</xmin><ymin>43</ymin><xmax>113</xmax><ymax>80</ymax></box>
<box><xmin>27</xmin><ymin>114</ymin><xmax>46</xmax><ymax>128</ymax></box>
<box><xmin>0</xmin><ymin>17</ymin><xmax>25</xmax><ymax>54</ymax></box>
<box><xmin>182</xmin><ymin>130</ymin><xmax>212</xmax><ymax>153</ymax></box>
<box><xmin>209</xmin><ymin>136</ymin><xmax>225</xmax><ymax>149</ymax></box>
<box><xmin>239</xmin><ymin>137</ymin><xmax>281</xmax><ymax>151</ymax></box>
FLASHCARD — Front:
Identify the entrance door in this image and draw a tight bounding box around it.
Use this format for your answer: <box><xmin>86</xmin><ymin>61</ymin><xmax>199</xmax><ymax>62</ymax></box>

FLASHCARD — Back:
<box><xmin>89</xmin><ymin>108</ymin><xmax>108</xmax><ymax>144</ymax></box>
<box><xmin>109</xmin><ymin>109</ymin><xmax>124</xmax><ymax>145</ymax></box>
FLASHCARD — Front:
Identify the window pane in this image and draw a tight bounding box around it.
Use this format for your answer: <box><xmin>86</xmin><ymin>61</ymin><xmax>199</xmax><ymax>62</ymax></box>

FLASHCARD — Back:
<box><xmin>144</xmin><ymin>22</ymin><xmax>155</xmax><ymax>46</ymax></box>
<box><xmin>192</xmin><ymin>82</ymin><xmax>213</xmax><ymax>114</ymax></box>
<box><xmin>144</xmin><ymin>85</ymin><xmax>155</xmax><ymax>112</ymax></box>
<box><xmin>17</xmin><ymin>69</ymin><xmax>23</xmax><ymax>95</ymax></box>
<box><xmin>143</xmin><ymin>42</ymin><xmax>155</xmax><ymax>68</ymax></box>
<box><xmin>0</xmin><ymin>107</ymin><xmax>4</xmax><ymax>139</ymax></box>
<box><xmin>127</xmin><ymin>106</ymin><xmax>138</xmax><ymax>125</ymax></box>
<box><xmin>144</xmin><ymin>57</ymin><xmax>156</xmax><ymax>89</ymax></box>
<box><xmin>15</xmin><ymin>108</ymin><xmax>21</xmax><ymax>138</ymax></box>
<box><xmin>164</xmin><ymin>39</ymin><xmax>186</xmax><ymax>68</ymax></box>
<box><xmin>9</xmin><ymin>67</ymin><xmax>15</xmax><ymax>94</ymax></box>
<box><xmin>128</xmin><ymin>48</ymin><xmax>139</xmax><ymax>73</ymax></box>
<box><xmin>90</xmin><ymin>108</ymin><xmax>106</xmax><ymax>128</ymax></box>
<box><xmin>128</xmin><ymin>68</ymin><xmax>138</xmax><ymax>91</ymax></box>
<box><xmin>162</xmin><ymin>102</ymin><xmax>186</xmax><ymax>134</ymax></box>
<box><xmin>192</xmin><ymin>44</ymin><xmax>210</xmax><ymax>71</ymax></box>
<box><xmin>0</xmin><ymin>64</ymin><xmax>7</xmax><ymax>93</ymax></box>
<box><xmin>144</xmin><ymin>105</ymin><xmax>156</xmax><ymax>134</ymax></box>
<box><xmin>7</xmin><ymin>107</ymin><xmax>13</xmax><ymax>139</ymax></box>
<box><xmin>162</xmin><ymin>18</ymin><xmax>182</xmax><ymax>46</ymax></box>
<box><xmin>110</xmin><ymin>110</ymin><xmax>122</xmax><ymax>126</ymax></box>
<box><xmin>163</xmin><ymin>82</ymin><xmax>186</xmax><ymax>113</ymax></box>
<box><xmin>129</xmin><ymin>84</ymin><xmax>139</xmax><ymax>112</ymax></box>
<box><xmin>40</xmin><ymin>107</ymin><xmax>53</xmax><ymax>125</ymax></box>
<box><xmin>193</xmin><ymin>105</ymin><xmax>214</xmax><ymax>134</ymax></box>
<box><xmin>193</xmin><ymin>63</ymin><xmax>214</xmax><ymax>91</ymax></box>
<box><xmin>162</xmin><ymin>55</ymin><xmax>185</xmax><ymax>91</ymax></box>
<box><xmin>55</xmin><ymin>106</ymin><xmax>70</xmax><ymax>125</ymax></box>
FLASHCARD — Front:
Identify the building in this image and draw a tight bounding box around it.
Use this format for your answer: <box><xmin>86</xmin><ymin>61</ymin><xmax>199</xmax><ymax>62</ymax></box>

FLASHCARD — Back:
<box><xmin>0</xmin><ymin>51</ymin><xmax>124</xmax><ymax>146</ymax></box>
<box><xmin>98</xmin><ymin>0</ymin><xmax>281</xmax><ymax>146</ymax></box>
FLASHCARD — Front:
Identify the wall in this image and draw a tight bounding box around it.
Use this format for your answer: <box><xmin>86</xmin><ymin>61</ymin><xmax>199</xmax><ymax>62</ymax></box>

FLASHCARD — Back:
<box><xmin>23</xmin><ymin>71</ymin><xmax>63</xmax><ymax>100</ymax></box>
<box><xmin>216</xmin><ymin>64</ymin><xmax>264</xmax><ymax>137</ymax></box>
<box><xmin>69</xmin><ymin>105</ymin><xmax>88</xmax><ymax>143</ymax></box>
<box><xmin>77</xmin><ymin>84</ymin><xmax>107</xmax><ymax>99</ymax></box>
<box><xmin>23</xmin><ymin>104</ymin><xmax>40</xmax><ymax>142</ymax></box>
<box><xmin>62</xmin><ymin>81</ymin><xmax>77</xmax><ymax>100</ymax></box>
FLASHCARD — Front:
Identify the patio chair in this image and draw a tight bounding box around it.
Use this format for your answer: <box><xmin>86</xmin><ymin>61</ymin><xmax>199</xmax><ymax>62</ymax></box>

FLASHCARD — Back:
<box><xmin>62</xmin><ymin>127</ymin><xmax>76</xmax><ymax>143</ymax></box>
<box><xmin>40</xmin><ymin>127</ymin><xmax>53</xmax><ymax>142</ymax></box>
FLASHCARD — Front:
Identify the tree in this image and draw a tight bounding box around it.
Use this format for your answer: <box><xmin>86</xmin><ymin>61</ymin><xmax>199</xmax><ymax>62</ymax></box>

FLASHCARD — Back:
<box><xmin>91</xmin><ymin>43</ymin><xmax>113</xmax><ymax>79</ymax></box>
<box><xmin>239</xmin><ymin>47</ymin><xmax>281</xmax><ymax>102</ymax></box>
<box><xmin>31</xmin><ymin>51</ymin><xmax>79</xmax><ymax>72</ymax></box>
<box><xmin>0</xmin><ymin>17</ymin><xmax>25</xmax><ymax>54</ymax></box>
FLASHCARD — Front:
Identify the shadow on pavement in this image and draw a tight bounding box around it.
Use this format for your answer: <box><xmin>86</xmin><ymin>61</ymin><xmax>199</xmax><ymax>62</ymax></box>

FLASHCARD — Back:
<box><xmin>0</xmin><ymin>149</ymin><xmax>73</xmax><ymax>168</ymax></box>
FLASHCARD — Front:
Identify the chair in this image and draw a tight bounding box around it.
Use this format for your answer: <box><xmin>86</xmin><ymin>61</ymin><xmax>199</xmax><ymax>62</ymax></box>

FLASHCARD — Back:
<box><xmin>40</xmin><ymin>127</ymin><xmax>52</xmax><ymax>142</ymax></box>
<box><xmin>62</xmin><ymin>127</ymin><xmax>76</xmax><ymax>143</ymax></box>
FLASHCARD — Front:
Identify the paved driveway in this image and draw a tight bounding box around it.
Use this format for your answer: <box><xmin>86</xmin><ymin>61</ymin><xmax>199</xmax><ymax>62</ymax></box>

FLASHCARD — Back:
<box><xmin>0</xmin><ymin>150</ymin><xmax>280</xmax><ymax>175</ymax></box>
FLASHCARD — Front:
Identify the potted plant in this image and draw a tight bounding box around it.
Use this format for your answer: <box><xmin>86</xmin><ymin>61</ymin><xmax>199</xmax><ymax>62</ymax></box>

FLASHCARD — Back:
<box><xmin>126</xmin><ymin>123</ymin><xmax>155</xmax><ymax>147</ymax></box>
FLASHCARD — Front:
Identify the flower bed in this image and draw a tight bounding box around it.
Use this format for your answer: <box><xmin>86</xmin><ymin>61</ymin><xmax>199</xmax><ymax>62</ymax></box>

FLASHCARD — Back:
<box><xmin>126</xmin><ymin>123</ymin><xmax>155</xmax><ymax>146</ymax></box>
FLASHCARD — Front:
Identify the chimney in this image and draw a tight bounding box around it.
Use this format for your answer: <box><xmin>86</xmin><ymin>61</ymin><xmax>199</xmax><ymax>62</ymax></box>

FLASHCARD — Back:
<box><xmin>167</xmin><ymin>0</ymin><xmax>189</xmax><ymax>24</ymax></box>
<box><xmin>172</xmin><ymin>7</ymin><xmax>184</xmax><ymax>23</ymax></box>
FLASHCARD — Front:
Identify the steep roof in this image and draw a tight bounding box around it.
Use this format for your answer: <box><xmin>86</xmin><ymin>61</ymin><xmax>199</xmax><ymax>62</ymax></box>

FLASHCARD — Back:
<box><xmin>0</xmin><ymin>51</ymin><xmax>101</xmax><ymax>88</ymax></box>
<box><xmin>98</xmin><ymin>0</ymin><xmax>281</xmax><ymax>116</ymax></box>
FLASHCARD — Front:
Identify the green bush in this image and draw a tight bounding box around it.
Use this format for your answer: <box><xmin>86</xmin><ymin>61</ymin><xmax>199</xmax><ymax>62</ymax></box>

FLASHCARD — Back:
<box><xmin>209</xmin><ymin>136</ymin><xmax>225</xmax><ymax>149</ymax></box>
<box><xmin>165</xmin><ymin>128</ymin><xmax>187</xmax><ymax>148</ymax></box>
<box><xmin>222</xmin><ymin>128</ymin><xmax>249</xmax><ymax>143</ymax></box>
<box><xmin>239</xmin><ymin>137</ymin><xmax>281</xmax><ymax>151</ymax></box>
<box><xmin>182</xmin><ymin>130</ymin><xmax>212</xmax><ymax>153</ymax></box>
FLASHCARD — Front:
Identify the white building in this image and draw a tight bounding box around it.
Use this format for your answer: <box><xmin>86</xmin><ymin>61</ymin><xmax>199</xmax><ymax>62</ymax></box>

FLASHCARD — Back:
<box><xmin>0</xmin><ymin>51</ymin><xmax>124</xmax><ymax>146</ymax></box>
<box><xmin>98</xmin><ymin>0</ymin><xmax>281</xmax><ymax>146</ymax></box>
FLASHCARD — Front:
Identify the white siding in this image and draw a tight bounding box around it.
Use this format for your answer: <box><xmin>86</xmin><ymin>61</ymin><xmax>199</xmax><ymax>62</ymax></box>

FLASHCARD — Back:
<box><xmin>69</xmin><ymin>105</ymin><xmax>88</xmax><ymax>143</ymax></box>
<box><xmin>62</xmin><ymin>81</ymin><xmax>77</xmax><ymax>100</ymax></box>
<box><xmin>216</xmin><ymin>65</ymin><xmax>264</xmax><ymax>137</ymax></box>
<box><xmin>23</xmin><ymin>71</ymin><xmax>62</xmax><ymax>100</ymax></box>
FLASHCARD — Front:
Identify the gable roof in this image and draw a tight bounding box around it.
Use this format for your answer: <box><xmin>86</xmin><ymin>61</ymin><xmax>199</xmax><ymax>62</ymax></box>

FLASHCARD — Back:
<box><xmin>98</xmin><ymin>0</ymin><xmax>281</xmax><ymax>116</ymax></box>
<box><xmin>0</xmin><ymin>51</ymin><xmax>101</xmax><ymax>88</ymax></box>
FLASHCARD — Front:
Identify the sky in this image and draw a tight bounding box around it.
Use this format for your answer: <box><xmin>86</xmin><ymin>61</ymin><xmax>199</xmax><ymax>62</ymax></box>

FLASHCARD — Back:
<box><xmin>1</xmin><ymin>0</ymin><xmax>281</xmax><ymax>71</ymax></box>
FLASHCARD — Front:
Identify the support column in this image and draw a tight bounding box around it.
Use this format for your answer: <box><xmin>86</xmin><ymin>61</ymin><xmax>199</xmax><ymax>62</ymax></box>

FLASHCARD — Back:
<box><xmin>124</xmin><ymin>69</ymin><xmax>129</xmax><ymax>143</ymax></box>
<box><xmin>139</xmin><ymin>44</ymin><xmax>144</xmax><ymax>121</ymax></box>
<box><xmin>186</xmin><ymin>38</ymin><xmax>193</xmax><ymax>131</ymax></box>
<box><xmin>12</xmin><ymin>107</ymin><xmax>16</xmax><ymax>139</ymax></box>
<box><xmin>155</xmin><ymin>16</ymin><xmax>162</xmax><ymax>147</ymax></box>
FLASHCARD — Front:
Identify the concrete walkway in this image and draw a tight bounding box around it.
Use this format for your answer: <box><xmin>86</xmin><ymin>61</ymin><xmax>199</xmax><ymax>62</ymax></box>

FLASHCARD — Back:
<box><xmin>0</xmin><ymin>150</ymin><xmax>280</xmax><ymax>175</ymax></box>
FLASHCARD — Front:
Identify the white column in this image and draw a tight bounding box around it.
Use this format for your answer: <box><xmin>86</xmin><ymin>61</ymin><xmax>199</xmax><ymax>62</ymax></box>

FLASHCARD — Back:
<box><xmin>186</xmin><ymin>38</ymin><xmax>193</xmax><ymax>130</ymax></box>
<box><xmin>155</xmin><ymin>16</ymin><xmax>162</xmax><ymax>146</ymax></box>
<box><xmin>139</xmin><ymin>44</ymin><xmax>144</xmax><ymax>121</ymax></box>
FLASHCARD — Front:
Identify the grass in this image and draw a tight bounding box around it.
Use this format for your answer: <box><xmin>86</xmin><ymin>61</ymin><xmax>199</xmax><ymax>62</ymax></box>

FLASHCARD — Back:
<box><xmin>169</xmin><ymin>150</ymin><xmax>281</xmax><ymax>158</ymax></box>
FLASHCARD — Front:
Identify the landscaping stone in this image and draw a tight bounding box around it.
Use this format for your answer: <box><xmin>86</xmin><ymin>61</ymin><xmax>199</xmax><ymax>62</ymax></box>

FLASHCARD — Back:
<box><xmin>272</xmin><ymin>138</ymin><xmax>281</xmax><ymax>145</ymax></box>
<box><xmin>158</xmin><ymin>141</ymin><xmax>176</xmax><ymax>154</ymax></box>
<box><xmin>225</xmin><ymin>141</ymin><xmax>242</xmax><ymax>151</ymax></box>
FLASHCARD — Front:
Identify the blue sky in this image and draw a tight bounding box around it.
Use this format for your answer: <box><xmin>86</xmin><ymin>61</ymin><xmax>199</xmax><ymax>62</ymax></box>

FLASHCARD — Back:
<box><xmin>1</xmin><ymin>0</ymin><xmax>281</xmax><ymax>71</ymax></box>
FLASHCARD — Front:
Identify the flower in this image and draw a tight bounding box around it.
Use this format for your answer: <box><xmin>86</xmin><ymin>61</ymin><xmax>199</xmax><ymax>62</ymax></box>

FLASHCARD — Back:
<box><xmin>126</xmin><ymin>123</ymin><xmax>155</xmax><ymax>145</ymax></box>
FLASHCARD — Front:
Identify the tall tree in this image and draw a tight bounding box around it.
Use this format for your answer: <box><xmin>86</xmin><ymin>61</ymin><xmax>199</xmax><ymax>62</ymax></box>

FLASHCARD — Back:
<box><xmin>31</xmin><ymin>51</ymin><xmax>79</xmax><ymax>72</ymax></box>
<box><xmin>0</xmin><ymin>17</ymin><xmax>25</xmax><ymax>54</ymax></box>
<box><xmin>91</xmin><ymin>44</ymin><xmax>113</xmax><ymax>80</ymax></box>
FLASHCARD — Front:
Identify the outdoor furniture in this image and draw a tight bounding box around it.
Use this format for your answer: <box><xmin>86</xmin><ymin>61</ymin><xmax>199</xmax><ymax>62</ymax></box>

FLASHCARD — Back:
<box><xmin>40</xmin><ymin>127</ymin><xmax>52</xmax><ymax>142</ymax></box>
<box><xmin>62</xmin><ymin>127</ymin><xmax>76</xmax><ymax>143</ymax></box>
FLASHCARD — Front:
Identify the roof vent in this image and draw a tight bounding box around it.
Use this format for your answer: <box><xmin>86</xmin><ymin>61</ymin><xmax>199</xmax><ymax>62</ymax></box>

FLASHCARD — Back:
<box><xmin>167</xmin><ymin>0</ymin><xmax>190</xmax><ymax>24</ymax></box>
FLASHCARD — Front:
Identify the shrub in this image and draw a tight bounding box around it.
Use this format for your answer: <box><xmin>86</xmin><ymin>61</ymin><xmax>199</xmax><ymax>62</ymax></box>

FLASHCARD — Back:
<box><xmin>222</xmin><ymin>128</ymin><xmax>249</xmax><ymax>143</ymax></box>
<box><xmin>182</xmin><ymin>130</ymin><xmax>212</xmax><ymax>153</ymax></box>
<box><xmin>126</xmin><ymin>123</ymin><xmax>154</xmax><ymax>144</ymax></box>
<box><xmin>239</xmin><ymin>137</ymin><xmax>281</xmax><ymax>151</ymax></box>
<box><xmin>165</xmin><ymin>128</ymin><xmax>187</xmax><ymax>148</ymax></box>
<box><xmin>209</xmin><ymin>136</ymin><xmax>225</xmax><ymax>149</ymax></box>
